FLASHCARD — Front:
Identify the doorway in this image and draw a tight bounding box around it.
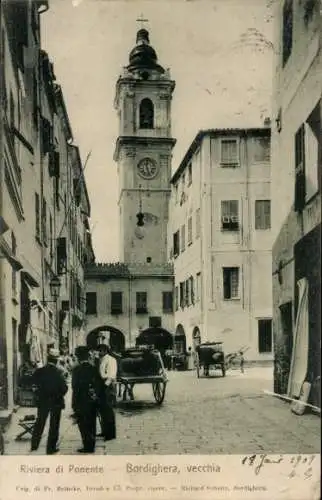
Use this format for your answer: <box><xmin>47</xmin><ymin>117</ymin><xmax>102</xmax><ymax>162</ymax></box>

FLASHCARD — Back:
<box><xmin>192</xmin><ymin>326</ymin><xmax>201</xmax><ymax>351</ymax></box>
<box><xmin>279</xmin><ymin>301</ymin><xmax>293</xmax><ymax>394</ymax></box>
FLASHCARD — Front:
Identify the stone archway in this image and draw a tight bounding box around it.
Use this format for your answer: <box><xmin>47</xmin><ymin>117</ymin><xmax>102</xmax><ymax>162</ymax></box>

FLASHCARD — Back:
<box><xmin>136</xmin><ymin>327</ymin><xmax>173</xmax><ymax>352</ymax></box>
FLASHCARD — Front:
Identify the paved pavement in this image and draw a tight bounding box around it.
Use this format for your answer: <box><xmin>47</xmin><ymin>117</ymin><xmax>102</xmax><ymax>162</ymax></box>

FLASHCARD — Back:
<box><xmin>3</xmin><ymin>367</ymin><xmax>320</xmax><ymax>455</ymax></box>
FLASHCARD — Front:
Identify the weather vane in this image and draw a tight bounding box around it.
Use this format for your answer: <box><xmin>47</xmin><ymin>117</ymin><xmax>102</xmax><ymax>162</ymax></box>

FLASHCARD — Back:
<box><xmin>136</xmin><ymin>13</ymin><xmax>149</xmax><ymax>29</ymax></box>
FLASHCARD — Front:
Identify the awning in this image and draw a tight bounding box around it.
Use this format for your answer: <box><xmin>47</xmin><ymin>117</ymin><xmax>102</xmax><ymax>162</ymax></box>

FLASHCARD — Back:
<box><xmin>21</xmin><ymin>270</ymin><xmax>39</xmax><ymax>288</ymax></box>
<box><xmin>25</xmin><ymin>282</ymin><xmax>59</xmax><ymax>341</ymax></box>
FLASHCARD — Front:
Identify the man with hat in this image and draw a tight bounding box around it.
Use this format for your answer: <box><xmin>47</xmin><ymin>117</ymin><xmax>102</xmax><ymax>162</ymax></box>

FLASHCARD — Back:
<box><xmin>72</xmin><ymin>346</ymin><xmax>102</xmax><ymax>453</ymax></box>
<box><xmin>30</xmin><ymin>348</ymin><xmax>68</xmax><ymax>454</ymax></box>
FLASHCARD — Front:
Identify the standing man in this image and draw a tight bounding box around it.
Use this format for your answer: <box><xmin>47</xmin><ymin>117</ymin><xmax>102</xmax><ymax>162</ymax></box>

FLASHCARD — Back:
<box><xmin>72</xmin><ymin>346</ymin><xmax>102</xmax><ymax>453</ymax></box>
<box><xmin>239</xmin><ymin>351</ymin><xmax>245</xmax><ymax>374</ymax></box>
<box><xmin>31</xmin><ymin>348</ymin><xmax>68</xmax><ymax>455</ymax></box>
<box><xmin>97</xmin><ymin>344</ymin><xmax>117</xmax><ymax>441</ymax></box>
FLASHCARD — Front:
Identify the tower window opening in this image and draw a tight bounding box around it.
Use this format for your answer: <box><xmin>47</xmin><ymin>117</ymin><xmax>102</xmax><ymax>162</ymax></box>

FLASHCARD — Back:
<box><xmin>139</xmin><ymin>98</ymin><xmax>154</xmax><ymax>129</ymax></box>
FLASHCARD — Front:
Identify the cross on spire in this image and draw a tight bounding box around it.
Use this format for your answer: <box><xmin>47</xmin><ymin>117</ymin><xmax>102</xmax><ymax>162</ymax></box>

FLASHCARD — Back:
<box><xmin>136</xmin><ymin>13</ymin><xmax>149</xmax><ymax>29</ymax></box>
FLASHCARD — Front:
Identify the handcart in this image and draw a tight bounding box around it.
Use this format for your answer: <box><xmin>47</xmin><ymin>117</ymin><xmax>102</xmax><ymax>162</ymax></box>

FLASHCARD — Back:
<box><xmin>117</xmin><ymin>346</ymin><xmax>168</xmax><ymax>405</ymax></box>
<box><xmin>195</xmin><ymin>342</ymin><xmax>226</xmax><ymax>378</ymax></box>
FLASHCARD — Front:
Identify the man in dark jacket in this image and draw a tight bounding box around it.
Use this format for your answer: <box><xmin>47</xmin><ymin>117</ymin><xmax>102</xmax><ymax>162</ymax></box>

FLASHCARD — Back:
<box><xmin>31</xmin><ymin>349</ymin><xmax>68</xmax><ymax>454</ymax></box>
<box><xmin>72</xmin><ymin>346</ymin><xmax>102</xmax><ymax>453</ymax></box>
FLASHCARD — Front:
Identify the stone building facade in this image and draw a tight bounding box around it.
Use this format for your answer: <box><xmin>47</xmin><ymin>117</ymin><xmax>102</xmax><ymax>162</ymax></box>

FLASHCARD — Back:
<box><xmin>169</xmin><ymin>126</ymin><xmax>273</xmax><ymax>362</ymax></box>
<box><xmin>271</xmin><ymin>0</ymin><xmax>321</xmax><ymax>406</ymax></box>
<box><xmin>0</xmin><ymin>0</ymin><xmax>94</xmax><ymax>414</ymax></box>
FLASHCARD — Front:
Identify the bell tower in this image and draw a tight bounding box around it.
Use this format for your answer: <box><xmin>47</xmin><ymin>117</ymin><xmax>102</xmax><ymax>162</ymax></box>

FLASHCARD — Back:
<box><xmin>114</xmin><ymin>27</ymin><xmax>176</xmax><ymax>264</ymax></box>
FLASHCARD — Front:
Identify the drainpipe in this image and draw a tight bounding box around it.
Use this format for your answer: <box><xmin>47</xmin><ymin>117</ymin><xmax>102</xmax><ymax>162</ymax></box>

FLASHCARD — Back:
<box><xmin>244</xmin><ymin>133</ymin><xmax>253</xmax><ymax>350</ymax></box>
<box><xmin>199</xmin><ymin>142</ymin><xmax>204</xmax><ymax>340</ymax></box>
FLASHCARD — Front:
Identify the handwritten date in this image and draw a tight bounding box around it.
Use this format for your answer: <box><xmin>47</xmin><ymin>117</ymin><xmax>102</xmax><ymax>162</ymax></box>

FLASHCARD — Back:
<box><xmin>242</xmin><ymin>454</ymin><xmax>283</xmax><ymax>475</ymax></box>
<box><xmin>241</xmin><ymin>454</ymin><xmax>316</xmax><ymax>478</ymax></box>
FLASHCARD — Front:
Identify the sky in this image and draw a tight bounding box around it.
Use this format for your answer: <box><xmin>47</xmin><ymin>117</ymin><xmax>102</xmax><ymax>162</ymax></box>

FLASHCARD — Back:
<box><xmin>41</xmin><ymin>0</ymin><xmax>274</xmax><ymax>263</ymax></box>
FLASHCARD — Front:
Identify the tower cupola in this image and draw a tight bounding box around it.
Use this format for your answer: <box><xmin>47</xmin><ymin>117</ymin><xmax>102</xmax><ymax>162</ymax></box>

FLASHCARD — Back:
<box><xmin>127</xmin><ymin>29</ymin><xmax>165</xmax><ymax>74</ymax></box>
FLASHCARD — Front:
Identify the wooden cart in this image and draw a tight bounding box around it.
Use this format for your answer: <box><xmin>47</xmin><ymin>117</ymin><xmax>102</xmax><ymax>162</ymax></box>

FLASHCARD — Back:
<box><xmin>195</xmin><ymin>342</ymin><xmax>226</xmax><ymax>378</ymax></box>
<box><xmin>117</xmin><ymin>347</ymin><xmax>168</xmax><ymax>405</ymax></box>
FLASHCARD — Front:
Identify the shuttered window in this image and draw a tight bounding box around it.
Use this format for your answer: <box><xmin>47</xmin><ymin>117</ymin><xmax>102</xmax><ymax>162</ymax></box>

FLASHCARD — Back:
<box><xmin>111</xmin><ymin>292</ymin><xmax>123</xmax><ymax>315</ymax></box>
<box><xmin>86</xmin><ymin>292</ymin><xmax>97</xmax><ymax>315</ymax></box>
<box><xmin>294</xmin><ymin>124</ymin><xmax>306</xmax><ymax>211</ymax></box>
<box><xmin>162</xmin><ymin>291</ymin><xmax>173</xmax><ymax>313</ymax></box>
<box><xmin>136</xmin><ymin>292</ymin><xmax>147</xmax><ymax>314</ymax></box>
<box><xmin>175</xmin><ymin>286</ymin><xmax>179</xmax><ymax>311</ymax></box>
<box><xmin>223</xmin><ymin>267</ymin><xmax>240</xmax><ymax>299</ymax></box>
<box><xmin>187</xmin><ymin>216</ymin><xmax>193</xmax><ymax>245</ymax></box>
<box><xmin>190</xmin><ymin>276</ymin><xmax>195</xmax><ymax>304</ymax></box>
<box><xmin>220</xmin><ymin>139</ymin><xmax>239</xmax><ymax>166</ymax></box>
<box><xmin>195</xmin><ymin>208</ymin><xmax>201</xmax><ymax>239</ymax></box>
<box><xmin>173</xmin><ymin>231</ymin><xmax>180</xmax><ymax>257</ymax></box>
<box><xmin>196</xmin><ymin>272</ymin><xmax>201</xmax><ymax>302</ymax></box>
<box><xmin>255</xmin><ymin>200</ymin><xmax>271</xmax><ymax>229</ymax></box>
<box><xmin>282</xmin><ymin>0</ymin><xmax>293</xmax><ymax>67</ymax></box>
<box><xmin>221</xmin><ymin>200</ymin><xmax>239</xmax><ymax>231</ymax></box>
<box><xmin>180</xmin><ymin>224</ymin><xmax>186</xmax><ymax>252</ymax></box>
<box><xmin>179</xmin><ymin>282</ymin><xmax>185</xmax><ymax>308</ymax></box>
<box><xmin>185</xmin><ymin>280</ymin><xmax>190</xmax><ymax>306</ymax></box>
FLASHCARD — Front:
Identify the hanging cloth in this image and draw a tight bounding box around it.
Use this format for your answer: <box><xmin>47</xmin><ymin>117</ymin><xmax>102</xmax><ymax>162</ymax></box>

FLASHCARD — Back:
<box><xmin>287</xmin><ymin>278</ymin><xmax>309</xmax><ymax>398</ymax></box>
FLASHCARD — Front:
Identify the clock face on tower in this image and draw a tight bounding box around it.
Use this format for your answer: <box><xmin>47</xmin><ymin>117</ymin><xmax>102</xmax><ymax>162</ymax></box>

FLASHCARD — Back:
<box><xmin>137</xmin><ymin>158</ymin><xmax>159</xmax><ymax>180</ymax></box>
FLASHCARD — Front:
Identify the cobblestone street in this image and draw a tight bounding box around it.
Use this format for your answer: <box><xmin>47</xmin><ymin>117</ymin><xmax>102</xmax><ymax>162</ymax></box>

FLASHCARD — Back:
<box><xmin>4</xmin><ymin>367</ymin><xmax>320</xmax><ymax>455</ymax></box>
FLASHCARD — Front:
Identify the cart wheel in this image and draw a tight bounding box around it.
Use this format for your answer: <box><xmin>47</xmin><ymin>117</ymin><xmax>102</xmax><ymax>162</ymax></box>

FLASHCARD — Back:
<box><xmin>221</xmin><ymin>364</ymin><xmax>226</xmax><ymax>377</ymax></box>
<box><xmin>152</xmin><ymin>382</ymin><xmax>166</xmax><ymax>405</ymax></box>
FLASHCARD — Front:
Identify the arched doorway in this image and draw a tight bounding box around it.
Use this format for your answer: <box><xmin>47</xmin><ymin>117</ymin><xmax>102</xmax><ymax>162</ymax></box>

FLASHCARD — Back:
<box><xmin>172</xmin><ymin>325</ymin><xmax>187</xmax><ymax>370</ymax></box>
<box><xmin>136</xmin><ymin>327</ymin><xmax>173</xmax><ymax>353</ymax></box>
<box><xmin>192</xmin><ymin>326</ymin><xmax>201</xmax><ymax>351</ymax></box>
<box><xmin>86</xmin><ymin>325</ymin><xmax>126</xmax><ymax>354</ymax></box>
<box><xmin>174</xmin><ymin>324</ymin><xmax>187</xmax><ymax>353</ymax></box>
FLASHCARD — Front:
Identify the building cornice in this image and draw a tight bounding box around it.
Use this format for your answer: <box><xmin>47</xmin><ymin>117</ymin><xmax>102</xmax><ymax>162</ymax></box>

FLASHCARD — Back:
<box><xmin>85</xmin><ymin>262</ymin><xmax>174</xmax><ymax>280</ymax></box>
<box><xmin>171</xmin><ymin>127</ymin><xmax>271</xmax><ymax>184</ymax></box>
<box><xmin>114</xmin><ymin>77</ymin><xmax>175</xmax><ymax>109</ymax></box>
<box><xmin>117</xmin><ymin>187</ymin><xmax>171</xmax><ymax>206</ymax></box>
<box><xmin>114</xmin><ymin>136</ymin><xmax>176</xmax><ymax>162</ymax></box>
